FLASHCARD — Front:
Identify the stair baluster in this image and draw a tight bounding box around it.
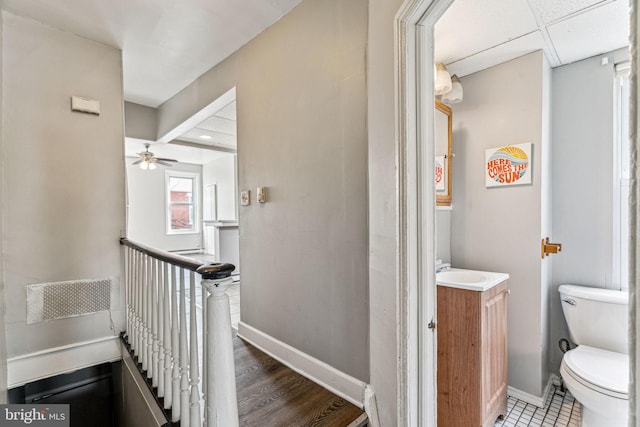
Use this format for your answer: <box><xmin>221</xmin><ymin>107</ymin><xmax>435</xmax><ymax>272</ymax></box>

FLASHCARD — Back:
<box><xmin>171</xmin><ymin>264</ymin><xmax>181</xmax><ymax>422</ymax></box>
<box><xmin>157</xmin><ymin>259</ymin><xmax>165</xmax><ymax>397</ymax></box>
<box><xmin>163</xmin><ymin>261</ymin><xmax>172</xmax><ymax>408</ymax></box>
<box><xmin>179</xmin><ymin>269</ymin><xmax>190</xmax><ymax>427</ymax></box>
<box><xmin>151</xmin><ymin>258</ymin><xmax>159</xmax><ymax>388</ymax></box>
<box><xmin>189</xmin><ymin>271</ymin><xmax>202</xmax><ymax>426</ymax></box>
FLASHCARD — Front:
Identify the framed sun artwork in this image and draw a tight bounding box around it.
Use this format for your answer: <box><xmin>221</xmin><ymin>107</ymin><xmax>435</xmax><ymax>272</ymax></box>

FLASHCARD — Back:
<box><xmin>485</xmin><ymin>143</ymin><xmax>532</xmax><ymax>188</ymax></box>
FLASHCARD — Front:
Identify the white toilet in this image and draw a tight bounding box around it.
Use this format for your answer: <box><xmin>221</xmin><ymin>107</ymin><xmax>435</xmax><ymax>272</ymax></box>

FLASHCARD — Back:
<box><xmin>558</xmin><ymin>284</ymin><xmax>628</xmax><ymax>426</ymax></box>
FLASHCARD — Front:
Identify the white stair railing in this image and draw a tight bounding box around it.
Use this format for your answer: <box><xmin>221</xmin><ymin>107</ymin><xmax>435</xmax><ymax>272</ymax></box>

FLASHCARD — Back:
<box><xmin>121</xmin><ymin>238</ymin><xmax>238</xmax><ymax>427</ymax></box>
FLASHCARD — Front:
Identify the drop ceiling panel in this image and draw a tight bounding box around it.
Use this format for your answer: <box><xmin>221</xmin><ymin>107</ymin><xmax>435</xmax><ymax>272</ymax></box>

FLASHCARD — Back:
<box><xmin>196</xmin><ymin>116</ymin><xmax>236</xmax><ymax>135</ymax></box>
<box><xmin>435</xmin><ymin>0</ymin><xmax>538</xmax><ymax>65</ymax></box>
<box><xmin>179</xmin><ymin>129</ymin><xmax>236</xmax><ymax>148</ymax></box>
<box><xmin>526</xmin><ymin>0</ymin><xmax>608</xmax><ymax>24</ymax></box>
<box><xmin>547</xmin><ymin>0</ymin><xmax>629</xmax><ymax>64</ymax></box>
<box><xmin>215</xmin><ymin>101</ymin><xmax>237</xmax><ymax>120</ymax></box>
<box><xmin>446</xmin><ymin>31</ymin><xmax>546</xmax><ymax>78</ymax></box>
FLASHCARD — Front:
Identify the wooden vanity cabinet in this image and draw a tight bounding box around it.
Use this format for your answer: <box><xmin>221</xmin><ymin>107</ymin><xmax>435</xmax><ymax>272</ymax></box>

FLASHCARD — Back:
<box><xmin>437</xmin><ymin>280</ymin><xmax>508</xmax><ymax>427</ymax></box>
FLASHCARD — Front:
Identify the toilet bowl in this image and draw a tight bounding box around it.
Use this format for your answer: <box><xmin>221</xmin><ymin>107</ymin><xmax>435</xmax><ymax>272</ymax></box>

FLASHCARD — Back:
<box><xmin>559</xmin><ymin>345</ymin><xmax>628</xmax><ymax>426</ymax></box>
<box><xmin>558</xmin><ymin>284</ymin><xmax>629</xmax><ymax>427</ymax></box>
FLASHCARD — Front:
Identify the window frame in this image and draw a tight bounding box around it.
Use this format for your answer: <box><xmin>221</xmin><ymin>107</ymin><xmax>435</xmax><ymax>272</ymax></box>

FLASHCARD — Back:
<box><xmin>165</xmin><ymin>170</ymin><xmax>200</xmax><ymax>235</ymax></box>
<box><xmin>613</xmin><ymin>61</ymin><xmax>630</xmax><ymax>290</ymax></box>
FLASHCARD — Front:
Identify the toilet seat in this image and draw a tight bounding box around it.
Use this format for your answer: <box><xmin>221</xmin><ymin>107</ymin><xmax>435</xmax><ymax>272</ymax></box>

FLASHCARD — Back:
<box><xmin>562</xmin><ymin>345</ymin><xmax>628</xmax><ymax>400</ymax></box>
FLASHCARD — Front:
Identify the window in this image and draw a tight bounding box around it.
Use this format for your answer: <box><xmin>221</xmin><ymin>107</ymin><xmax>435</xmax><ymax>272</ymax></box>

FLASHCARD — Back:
<box><xmin>613</xmin><ymin>62</ymin><xmax>630</xmax><ymax>290</ymax></box>
<box><xmin>166</xmin><ymin>171</ymin><xmax>200</xmax><ymax>234</ymax></box>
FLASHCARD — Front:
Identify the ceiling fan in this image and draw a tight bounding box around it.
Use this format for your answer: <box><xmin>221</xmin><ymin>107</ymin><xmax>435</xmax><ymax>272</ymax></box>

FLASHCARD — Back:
<box><xmin>132</xmin><ymin>143</ymin><xmax>178</xmax><ymax>170</ymax></box>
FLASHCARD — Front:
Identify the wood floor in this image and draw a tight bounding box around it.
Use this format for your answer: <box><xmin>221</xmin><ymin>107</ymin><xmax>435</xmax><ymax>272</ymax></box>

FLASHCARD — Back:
<box><xmin>234</xmin><ymin>335</ymin><xmax>366</xmax><ymax>426</ymax></box>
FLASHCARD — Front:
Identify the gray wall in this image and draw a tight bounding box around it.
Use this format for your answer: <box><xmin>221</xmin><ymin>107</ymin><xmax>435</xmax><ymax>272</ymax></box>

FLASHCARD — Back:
<box><xmin>156</xmin><ymin>0</ymin><xmax>369</xmax><ymax>382</ymax></box>
<box><xmin>436</xmin><ymin>210</ymin><xmax>452</xmax><ymax>264</ymax></box>
<box><xmin>549</xmin><ymin>47</ymin><xmax>629</xmax><ymax>373</ymax></box>
<box><xmin>126</xmin><ymin>160</ymin><xmax>203</xmax><ymax>251</ymax></box>
<box><xmin>0</xmin><ymin>13</ymin><xmax>6</xmax><ymax>402</ymax></box>
<box><xmin>1</xmin><ymin>12</ymin><xmax>125</xmax><ymax>357</ymax></box>
<box><xmin>118</xmin><ymin>356</ymin><xmax>167</xmax><ymax>427</ymax></box>
<box><xmin>124</xmin><ymin>102</ymin><xmax>157</xmax><ymax>142</ymax></box>
<box><xmin>367</xmin><ymin>0</ymin><xmax>404</xmax><ymax>424</ymax></box>
<box><xmin>202</xmin><ymin>155</ymin><xmax>237</xmax><ymax>221</ymax></box>
<box><xmin>450</xmin><ymin>51</ymin><xmax>551</xmax><ymax>397</ymax></box>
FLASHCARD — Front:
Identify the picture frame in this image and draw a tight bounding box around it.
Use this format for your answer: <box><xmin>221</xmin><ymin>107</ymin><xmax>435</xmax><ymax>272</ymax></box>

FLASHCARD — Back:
<box><xmin>485</xmin><ymin>143</ymin><xmax>532</xmax><ymax>188</ymax></box>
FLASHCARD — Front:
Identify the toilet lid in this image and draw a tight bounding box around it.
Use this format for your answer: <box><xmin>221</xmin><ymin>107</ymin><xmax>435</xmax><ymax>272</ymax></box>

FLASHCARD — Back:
<box><xmin>563</xmin><ymin>346</ymin><xmax>628</xmax><ymax>396</ymax></box>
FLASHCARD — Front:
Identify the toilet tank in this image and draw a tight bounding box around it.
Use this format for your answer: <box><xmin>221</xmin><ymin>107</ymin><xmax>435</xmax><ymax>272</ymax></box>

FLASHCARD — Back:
<box><xmin>559</xmin><ymin>284</ymin><xmax>628</xmax><ymax>354</ymax></box>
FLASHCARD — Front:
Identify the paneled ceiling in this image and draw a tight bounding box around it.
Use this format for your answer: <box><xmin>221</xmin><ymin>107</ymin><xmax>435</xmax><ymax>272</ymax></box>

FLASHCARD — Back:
<box><xmin>436</xmin><ymin>0</ymin><xmax>629</xmax><ymax>78</ymax></box>
<box><xmin>177</xmin><ymin>100</ymin><xmax>237</xmax><ymax>150</ymax></box>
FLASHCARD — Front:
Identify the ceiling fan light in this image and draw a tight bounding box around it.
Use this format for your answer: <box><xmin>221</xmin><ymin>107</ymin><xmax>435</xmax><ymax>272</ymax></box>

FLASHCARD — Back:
<box><xmin>140</xmin><ymin>161</ymin><xmax>149</xmax><ymax>170</ymax></box>
<box><xmin>434</xmin><ymin>63</ymin><xmax>452</xmax><ymax>96</ymax></box>
<box><xmin>148</xmin><ymin>161</ymin><xmax>157</xmax><ymax>170</ymax></box>
<box><xmin>442</xmin><ymin>75</ymin><xmax>463</xmax><ymax>104</ymax></box>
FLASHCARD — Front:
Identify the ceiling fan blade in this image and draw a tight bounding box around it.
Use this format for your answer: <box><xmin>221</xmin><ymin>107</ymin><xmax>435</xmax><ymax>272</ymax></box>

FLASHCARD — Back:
<box><xmin>155</xmin><ymin>160</ymin><xmax>174</xmax><ymax>167</ymax></box>
<box><xmin>132</xmin><ymin>159</ymin><xmax>143</xmax><ymax>165</ymax></box>
<box><xmin>155</xmin><ymin>157</ymin><xmax>178</xmax><ymax>162</ymax></box>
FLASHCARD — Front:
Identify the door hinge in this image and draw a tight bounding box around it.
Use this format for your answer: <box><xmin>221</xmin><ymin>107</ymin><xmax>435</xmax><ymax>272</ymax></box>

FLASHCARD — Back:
<box><xmin>428</xmin><ymin>319</ymin><xmax>437</xmax><ymax>331</ymax></box>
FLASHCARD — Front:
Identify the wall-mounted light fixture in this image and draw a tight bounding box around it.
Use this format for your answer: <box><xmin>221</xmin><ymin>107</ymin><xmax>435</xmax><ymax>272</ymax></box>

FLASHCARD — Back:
<box><xmin>441</xmin><ymin>74</ymin><xmax>463</xmax><ymax>104</ymax></box>
<box><xmin>434</xmin><ymin>63</ymin><xmax>452</xmax><ymax>95</ymax></box>
<box><xmin>435</xmin><ymin>63</ymin><xmax>463</xmax><ymax>105</ymax></box>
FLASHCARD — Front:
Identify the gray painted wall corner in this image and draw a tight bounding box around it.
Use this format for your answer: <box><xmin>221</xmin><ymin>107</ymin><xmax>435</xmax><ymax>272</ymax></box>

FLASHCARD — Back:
<box><xmin>2</xmin><ymin>13</ymin><xmax>126</xmax><ymax>357</ymax></box>
<box><xmin>124</xmin><ymin>102</ymin><xmax>158</xmax><ymax>141</ymax></box>
<box><xmin>367</xmin><ymin>0</ymin><xmax>406</xmax><ymax>424</ymax></box>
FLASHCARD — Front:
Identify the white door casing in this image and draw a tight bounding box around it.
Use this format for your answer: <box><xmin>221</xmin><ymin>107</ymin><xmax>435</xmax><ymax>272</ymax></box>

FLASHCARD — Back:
<box><xmin>394</xmin><ymin>0</ymin><xmax>454</xmax><ymax>425</ymax></box>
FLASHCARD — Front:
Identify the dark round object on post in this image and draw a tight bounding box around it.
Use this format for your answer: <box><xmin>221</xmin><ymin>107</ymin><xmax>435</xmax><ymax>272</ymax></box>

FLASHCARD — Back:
<box><xmin>196</xmin><ymin>263</ymin><xmax>235</xmax><ymax>280</ymax></box>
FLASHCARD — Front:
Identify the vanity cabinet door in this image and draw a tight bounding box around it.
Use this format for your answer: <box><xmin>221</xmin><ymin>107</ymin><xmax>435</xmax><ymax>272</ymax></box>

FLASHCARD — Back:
<box><xmin>480</xmin><ymin>281</ymin><xmax>508</xmax><ymax>426</ymax></box>
<box><xmin>436</xmin><ymin>281</ymin><xmax>508</xmax><ymax>427</ymax></box>
<box><xmin>437</xmin><ymin>285</ymin><xmax>481</xmax><ymax>426</ymax></box>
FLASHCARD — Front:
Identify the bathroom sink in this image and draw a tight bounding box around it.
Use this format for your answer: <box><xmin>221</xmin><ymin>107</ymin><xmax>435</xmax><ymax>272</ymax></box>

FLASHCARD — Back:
<box><xmin>436</xmin><ymin>268</ymin><xmax>509</xmax><ymax>291</ymax></box>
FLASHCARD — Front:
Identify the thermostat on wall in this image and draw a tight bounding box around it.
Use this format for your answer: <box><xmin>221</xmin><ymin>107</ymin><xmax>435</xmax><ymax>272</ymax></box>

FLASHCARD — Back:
<box><xmin>71</xmin><ymin>96</ymin><xmax>100</xmax><ymax>115</ymax></box>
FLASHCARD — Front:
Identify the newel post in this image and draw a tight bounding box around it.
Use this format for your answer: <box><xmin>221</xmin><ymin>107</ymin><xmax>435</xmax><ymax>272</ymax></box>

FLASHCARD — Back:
<box><xmin>197</xmin><ymin>263</ymin><xmax>239</xmax><ymax>427</ymax></box>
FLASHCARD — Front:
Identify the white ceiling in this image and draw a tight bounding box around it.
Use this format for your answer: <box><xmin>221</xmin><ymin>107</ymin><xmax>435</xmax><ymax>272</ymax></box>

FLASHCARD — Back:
<box><xmin>125</xmin><ymin>138</ymin><xmax>233</xmax><ymax>165</ymax></box>
<box><xmin>435</xmin><ymin>0</ymin><xmax>629</xmax><ymax>78</ymax></box>
<box><xmin>0</xmin><ymin>0</ymin><xmax>303</xmax><ymax>107</ymax></box>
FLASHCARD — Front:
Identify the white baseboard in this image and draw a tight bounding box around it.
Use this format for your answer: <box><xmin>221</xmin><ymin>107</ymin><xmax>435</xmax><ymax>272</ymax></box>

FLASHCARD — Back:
<box><xmin>8</xmin><ymin>335</ymin><xmax>122</xmax><ymax>388</ymax></box>
<box><xmin>237</xmin><ymin>321</ymin><xmax>366</xmax><ymax>408</ymax></box>
<box><xmin>508</xmin><ymin>374</ymin><xmax>556</xmax><ymax>408</ymax></box>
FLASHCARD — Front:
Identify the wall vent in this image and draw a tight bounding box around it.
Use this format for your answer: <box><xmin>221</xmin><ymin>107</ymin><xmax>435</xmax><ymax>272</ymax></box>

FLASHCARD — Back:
<box><xmin>26</xmin><ymin>277</ymin><xmax>119</xmax><ymax>324</ymax></box>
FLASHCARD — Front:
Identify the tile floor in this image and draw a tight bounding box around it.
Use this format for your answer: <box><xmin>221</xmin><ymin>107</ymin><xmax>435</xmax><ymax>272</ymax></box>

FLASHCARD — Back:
<box><xmin>494</xmin><ymin>386</ymin><xmax>581</xmax><ymax>427</ymax></box>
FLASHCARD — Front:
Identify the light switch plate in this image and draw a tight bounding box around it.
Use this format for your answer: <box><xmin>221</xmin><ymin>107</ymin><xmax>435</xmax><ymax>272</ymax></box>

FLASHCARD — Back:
<box><xmin>257</xmin><ymin>187</ymin><xmax>266</xmax><ymax>203</ymax></box>
<box><xmin>241</xmin><ymin>190</ymin><xmax>250</xmax><ymax>206</ymax></box>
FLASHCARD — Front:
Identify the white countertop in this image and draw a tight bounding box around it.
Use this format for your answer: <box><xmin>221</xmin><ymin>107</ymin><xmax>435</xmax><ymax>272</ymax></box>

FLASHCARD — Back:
<box><xmin>436</xmin><ymin>268</ymin><xmax>509</xmax><ymax>292</ymax></box>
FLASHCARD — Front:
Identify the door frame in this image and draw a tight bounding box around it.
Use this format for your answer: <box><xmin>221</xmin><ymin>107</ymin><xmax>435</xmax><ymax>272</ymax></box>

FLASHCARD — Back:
<box><xmin>396</xmin><ymin>1</ymin><xmax>639</xmax><ymax>426</ymax></box>
<box><xmin>394</xmin><ymin>0</ymin><xmax>454</xmax><ymax>425</ymax></box>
